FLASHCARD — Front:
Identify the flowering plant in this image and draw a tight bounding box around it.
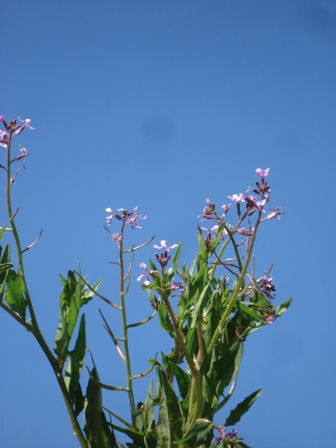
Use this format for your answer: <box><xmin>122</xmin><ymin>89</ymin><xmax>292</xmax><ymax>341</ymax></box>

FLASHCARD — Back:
<box><xmin>0</xmin><ymin>115</ymin><xmax>291</xmax><ymax>447</ymax></box>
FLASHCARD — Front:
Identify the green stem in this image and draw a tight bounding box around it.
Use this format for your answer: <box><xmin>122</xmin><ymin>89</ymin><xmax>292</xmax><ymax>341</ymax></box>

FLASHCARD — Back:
<box><xmin>5</xmin><ymin>133</ymin><xmax>88</xmax><ymax>448</ymax></box>
<box><xmin>119</xmin><ymin>224</ymin><xmax>136</xmax><ymax>425</ymax></box>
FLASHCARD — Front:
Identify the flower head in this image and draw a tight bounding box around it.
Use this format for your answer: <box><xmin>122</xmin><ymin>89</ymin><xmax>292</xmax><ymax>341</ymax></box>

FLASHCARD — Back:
<box><xmin>256</xmin><ymin>168</ymin><xmax>270</xmax><ymax>179</ymax></box>
<box><xmin>257</xmin><ymin>272</ymin><xmax>276</xmax><ymax>300</ymax></box>
<box><xmin>153</xmin><ymin>240</ymin><xmax>178</xmax><ymax>251</ymax></box>
<box><xmin>126</xmin><ymin>206</ymin><xmax>147</xmax><ymax>230</ymax></box>
<box><xmin>105</xmin><ymin>207</ymin><xmax>113</xmax><ymax>225</ymax></box>
<box><xmin>137</xmin><ymin>262</ymin><xmax>157</xmax><ymax>285</ymax></box>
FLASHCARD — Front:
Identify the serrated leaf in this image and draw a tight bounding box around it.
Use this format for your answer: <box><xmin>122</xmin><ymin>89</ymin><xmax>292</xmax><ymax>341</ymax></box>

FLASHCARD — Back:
<box><xmin>225</xmin><ymin>389</ymin><xmax>263</xmax><ymax>427</ymax></box>
<box><xmin>5</xmin><ymin>269</ymin><xmax>27</xmax><ymax>320</ymax></box>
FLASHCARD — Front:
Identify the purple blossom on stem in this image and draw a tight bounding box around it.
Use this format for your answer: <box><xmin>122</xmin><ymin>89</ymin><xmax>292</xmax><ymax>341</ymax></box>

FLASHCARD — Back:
<box><xmin>198</xmin><ymin>198</ymin><xmax>216</xmax><ymax>221</ymax></box>
<box><xmin>0</xmin><ymin>129</ymin><xmax>9</xmax><ymax>148</ymax></box>
<box><xmin>257</xmin><ymin>273</ymin><xmax>276</xmax><ymax>300</ymax></box>
<box><xmin>153</xmin><ymin>240</ymin><xmax>178</xmax><ymax>251</ymax></box>
<box><xmin>126</xmin><ymin>206</ymin><xmax>147</xmax><ymax>230</ymax></box>
<box><xmin>105</xmin><ymin>207</ymin><xmax>113</xmax><ymax>225</ymax></box>
<box><xmin>13</xmin><ymin>117</ymin><xmax>35</xmax><ymax>137</ymax></box>
<box><xmin>263</xmin><ymin>206</ymin><xmax>283</xmax><ymax>221</ymax></box>
<box><xmin>256</xmin><ymin>167</ymin><xmax>270</xmax><ymax>179</ymax></box>
<box><xmin>228</xmin><ymin>193</ymin><xmax>245</xmax><ymax>203</ymax></box>
<box><xmin>0</xmin><ymin>115</ymin><xmax>5</xmax><ymax>123</ymax></box>
<box><xmin>137</xmin><ymin>262</ymin><xmax>156</xmax><ymax>286</ymax></box>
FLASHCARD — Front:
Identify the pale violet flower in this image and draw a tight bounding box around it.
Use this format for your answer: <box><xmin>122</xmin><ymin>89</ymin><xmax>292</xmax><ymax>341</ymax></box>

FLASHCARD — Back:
<box><xmin>153</xmin><ymin>240</ymin><xmax>178</xmax><ymax>251</ymax></box>
<box><xmin>105</xmin><ymin>207</ymin><xmax>113</xmax><ymax>225</ymax></box>
<box><xmin>255</xmin><ymin>168</ymin><xmax>270</xmax><ymax>179</ymax></box>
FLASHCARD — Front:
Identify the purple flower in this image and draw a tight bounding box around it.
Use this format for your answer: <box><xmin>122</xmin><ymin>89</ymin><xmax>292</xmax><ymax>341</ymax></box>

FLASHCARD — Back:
<box><xmin>256</xmin><ymin>167</ymin><xmax>270</xmax><ymax>179</ymax></box>
<box><xmin>263</xmin><ymin>206</ymin><xmax>283</xmax><ymax>221</ymax></box>
<box><xmin>13</xmin><ymin>117</ymin><xmax>35</xmax><ymax>137</ymax></box>
<box><xmin>228</xmin><ymin>193</ymin><xmax>245</xmax><ymax>203</ymax></box>
<box><xmin>0</xmin><ymin>129</ymin><xmax>9</xmax><ymax>148</ymax></box>
<box><xmin>126</xmin><ymin>206</ymin><xmax>147</xmax><ymax>230</ymax></box>
<box><xmin>257</xmin><ymin>273</ymin><xmax>276</xmax><ymax>300</ymax></box>
<box><xmin>105</xmin><ymin>207</ymin><xmax>113</xmax><ymax>225</ymax></box>
<box><xmin>198</xmin><ymin>198</ymin><xmax>216</xmax><ymax>221</ymax></box>
<box><xmin>137</xmin><ymin>262</ymin><xmax>154</xmax><ymax>285</ymax></box>
<box><xmin>0</xmin><ymin>115</ymin><xmax>5</xmax><ymax>122</ymax></box>
<box><xmin>153</xmin><ymin>240</ymin><xmax>178</xmax><ymax>251</ymax></box>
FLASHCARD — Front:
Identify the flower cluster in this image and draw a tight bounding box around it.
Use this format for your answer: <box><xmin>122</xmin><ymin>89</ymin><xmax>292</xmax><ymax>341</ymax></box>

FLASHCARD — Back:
<box><xmin>105</xmin><ymin>206</ymin><xmax>146</xmax><ymax>229</ymax></box>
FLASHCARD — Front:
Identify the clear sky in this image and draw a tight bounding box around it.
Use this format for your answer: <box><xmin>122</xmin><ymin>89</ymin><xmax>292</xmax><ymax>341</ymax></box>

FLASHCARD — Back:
<box><xmin>1</xmin><ymin>1</ymin><xmax>335</xmax><ymax>447</ymax></box>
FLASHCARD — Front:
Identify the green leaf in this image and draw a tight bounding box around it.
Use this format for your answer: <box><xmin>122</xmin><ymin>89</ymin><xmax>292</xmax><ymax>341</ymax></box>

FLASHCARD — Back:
<box><xmin>167</xmin><ymin>362</ymin><xmax>191</xmax><ymax>400</ymax></box>
<box><xmin>185</xmin><ymin>327</ymin><xmax>198</xmax><ymax>358</ymax></box>
<box><xmin>157</xmin><ymin>304</ymin><xmax>174</xmax><ymax>337</ymax></box>
<box><xmin>136</xmin><ymin>401</ymin><xmax>145</xmax><ymax>431</ymax></box>
<box><xmin>5</xmin><ymin>269</ymin><xmax>27</xmax><ymax>320</ymax></box>
<box><xmin>55</xmin><ymin>313</ymin><xmax>71</xmax><ymax>361</ymax></box>
<box><xmin>156</xmin><ymin>367</ymin><xmax>183</xmax><ymax>447</ymax></box>
<box><xmin>172</xmin><ymin>242</ymin><xmax>183</xmax><ymax>271</ymax></box>
<box><xmin>276</xmin><ymin>297</ymin><xmax>292</xmax><ymax>317</ymax></box>
<box><xmin>81</xmin><ymin>278</ymin><xmax>103</xmax><ymax>306</ymax></box>
<box><xmin>203</xmin><ymin>341</ymin><xmax>243</xmax><ymax>415</ymax></box>
<box><xmin>84</xmin><ymin>364</ymin><xmax>118</xmax><ymax>447</ymax></box>
<box><xmin>178</xmin><ymin>419</ymin><xmax>213</xmax><ymax>445</ymax></box>
<box><xmin>225</xmin><ymin>389</ymin><xmax>263</xmax><ymax>427</ymax></box>
<box><xmin>0</xmin><ymin>225</ymin><xmax>7</xmax><ymax>240</ymax></box>
<box><xmin>144</xmin><ymin>380</ymin><xmax>155</xmax><ymax>432</ymax></box>
<box><xmin>191</xmin><ymin>284</ymin><xmax>209</xmax><ymax>328</ymax></box>
<box><xmin>64</xmin><ymin>313</ymin><xmax>87</xmax><ymax>412</ymax></box>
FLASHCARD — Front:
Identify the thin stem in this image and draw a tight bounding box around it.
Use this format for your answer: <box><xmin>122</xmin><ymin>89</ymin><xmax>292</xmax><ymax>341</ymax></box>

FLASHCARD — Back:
<box><xmin>5</xmin><ymin>133</ymin><xmax>88</xmax><ymax>447</ymax></box>
<box><xmin>118</xmin><ymin>223</ymin><xmax>136</xmax><ymax>425</ymax></box>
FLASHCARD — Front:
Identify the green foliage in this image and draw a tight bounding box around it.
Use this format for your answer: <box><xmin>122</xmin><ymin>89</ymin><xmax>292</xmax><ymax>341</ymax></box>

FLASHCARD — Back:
<box><xmin>84</xmin><ymin>364</ymin><xmax>118</xmax><ymax>447</ymax></box>
<box><xmin>5</xmin><ymin>269</ymin><xmax>27</xmax><ymax>319</ymax></box>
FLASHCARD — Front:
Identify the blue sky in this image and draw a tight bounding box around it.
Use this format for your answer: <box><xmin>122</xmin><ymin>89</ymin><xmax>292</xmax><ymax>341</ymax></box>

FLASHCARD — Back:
<box><xmin>1</xmin><ymin>1</ymin><xmax>335</xmax><ymax>447</ymax></box>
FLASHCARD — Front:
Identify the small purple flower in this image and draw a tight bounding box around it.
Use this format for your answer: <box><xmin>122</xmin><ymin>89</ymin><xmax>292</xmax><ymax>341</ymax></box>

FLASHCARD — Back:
<box><xmin>0</xmin><ymin>129</ymin><xmax>9</xmax><ymax>148</ymax></box>
<box><xmin>198</xmin><ymin>198</ymin><xmax>216</xmax><ymax>221</ymax></box>
<box><xmin>137</xmin><ymin>262</ymin><xmax>154</xmax><ymax>285</ymax></box>
<box><xmin>13</xmin><ymin>117</ymin><xmax>35</xmax><ymax>137</ymax></box>
<box><xmin>256</xmin><ymin>167</ymin><xmax>270</xmax><ymax>179</ymax></box>
<box><xmin>221</xmin><ymin>203</ymin><xmax>231</xmax><ymax>217</ymax></box>
<box><xmin>17</xmin><ymin>117</ymin><xmax>35</xmax><ymax>130</ymax></box>
<box><xmin>126</xmin><ymin>206</ymin><xmax>147</xmax><ymax>230</ymax></box>
<box><xmin>257</xmin><ymin>273</ymin><xmax>276</xmax><ymax>300</ymax></box>
<box><xmin>0</xmin><ymin>115</ymin><xmax>5</xmax><ymax>123</ymax></box>
<box><xmin>105</xmin><ymin>207</ymin><xmax>113</xmax><ymax>225</ymax></box>
<box><xmin>237</xmin><ymin>226</ymin><xmax>255</xmax><ymax>236</ymax></box>
<box><xmin>263</xmin><ymin>206</ymin><xmax>283</xmax><ymax>221</ymax></box>
<box><xmin>228</xmin><ymin>193</ymin><xmax>245</xmax><ymax>203</ymax></box>
<box><xmin>153</xmin><ymin>240</ymin><xmax>178</xmax><ymax>251</ymax></box>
